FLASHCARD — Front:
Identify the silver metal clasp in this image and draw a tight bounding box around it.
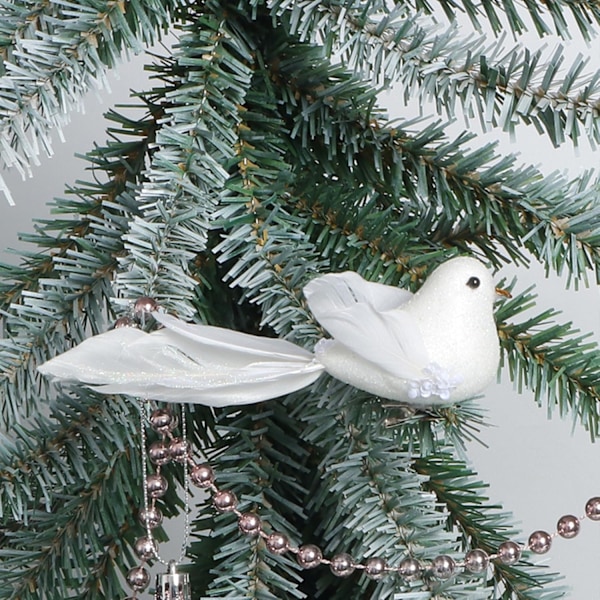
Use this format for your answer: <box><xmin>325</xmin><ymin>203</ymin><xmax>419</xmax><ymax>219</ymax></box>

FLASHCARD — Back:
<box><xmin>155</xmin><ymin>561</ymin><xmax>190</xmax><ymax>600</ymax></box>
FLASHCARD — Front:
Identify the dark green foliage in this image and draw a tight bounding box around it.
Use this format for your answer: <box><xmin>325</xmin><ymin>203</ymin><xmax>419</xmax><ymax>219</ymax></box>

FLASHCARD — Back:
<box><xmin>0</xmin><ymin>0</ymin><xmax>598</xmax><ymax>598</ymax></box>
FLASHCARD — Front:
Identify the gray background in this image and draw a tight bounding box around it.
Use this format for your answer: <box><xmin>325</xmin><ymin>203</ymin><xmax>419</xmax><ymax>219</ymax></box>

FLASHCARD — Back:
<box><xmin>1</xmin><ymin>26</ymin><xmax>600</xmax><ymax>598</ymax></box>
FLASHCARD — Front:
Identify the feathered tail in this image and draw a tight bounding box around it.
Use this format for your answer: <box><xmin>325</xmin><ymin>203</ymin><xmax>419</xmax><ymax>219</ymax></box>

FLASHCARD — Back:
<box><xmin>38</xmin><ymin>312</ymin><xmax>324</xmax><ymax>406</ymax></box>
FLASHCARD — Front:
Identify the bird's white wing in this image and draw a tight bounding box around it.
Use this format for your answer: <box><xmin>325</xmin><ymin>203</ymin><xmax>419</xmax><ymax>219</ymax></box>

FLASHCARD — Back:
<box><xmin>304</xmin><ymin>272</ymin><xmax>429</xmax><ymax>379</ymax></box>
<box><xmin>38</xmin><ymin>320</ymin><xmax>324</xmax><ymax>406</ymax></box>
<box><xmin>305</xmin><ymin>271</ymin><xmax>413</xmax><ymax>311</ymax></box>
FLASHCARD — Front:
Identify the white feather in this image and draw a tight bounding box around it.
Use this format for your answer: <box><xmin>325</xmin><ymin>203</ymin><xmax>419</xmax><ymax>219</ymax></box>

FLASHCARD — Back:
<box><xmin>304</xmin><ymin>271</ymin><xmax>429</xmax><ymax>380</ymax></box>
<box><xmin>38</xmin><ymin>319</ymin><xmax>324</xmax><ymax>406</ymax></box>
<box><xmin>304</xmin><ymin>271</ymin><xmax>413</xmax><ymax>312</ymax></box>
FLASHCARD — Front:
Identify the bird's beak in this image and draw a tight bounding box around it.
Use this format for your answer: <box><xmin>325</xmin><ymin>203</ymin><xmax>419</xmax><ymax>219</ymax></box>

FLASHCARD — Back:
<box><xmin>495</xmin><ymin>287</ymin><xmax>511</xmax><ymax>299</ymax></box>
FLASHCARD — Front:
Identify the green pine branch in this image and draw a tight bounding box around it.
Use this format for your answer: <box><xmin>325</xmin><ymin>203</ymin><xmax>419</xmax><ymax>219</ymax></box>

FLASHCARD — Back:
<box><xmin>271</xmin><ymin>0</ymin><xmax>600</xmax><ymax>42</ymax></box>
<box><xmin>0</xmin><ymin>2</ymin><xmax>598</xmax><ymax>600</ymax></box>
<box><xmin>0</xmin><ymin>393</ymin><xmax>146</xmax><ymax>599</ymax></box>
<box><xmin>114</xmin><ymin>6</ymin><xmax>254</xmax><ymax>320</ymax></box>
<box><xmin>272</xmin><ymin>1</ymin><xmax>600</xmax><ymax>147</ymax></box>
<box><xmin>188</xmin><ymin>403</ymin><xmax>310</xmax><ymax>599</ymax></box>
<box><xmin>293</xmin><ymin>382</ymin><xmax>455</xmax><ymax>599</ymax></box>
<box><xmin>439</xmin><ymin>0</ymin><xmax>600</xmax><ymax>41</ymax></box>
<box><xmin>0</xmin><ymin>0</ymin><xmax>179</xmax><ymax>198</ymax></box>
<box><xmin>416</xmin><ymin>451</ymin><xmax>566</xmax><ymax>599</ymax></box>
<box><xmin>0</xmin><ymin>106</ymin><xmax>158</xmax><ymax>426</ymax></box>
<box><xmin>249</xmin><ymin>25</ymin><xmax>600</xmax><ymax>283</ymax></box>
<box><xmin>212</xmin><ymin>86</ymin><xmax>327</xmax><ymax>342</ymax></box>
<box><xmin>205</xmin><ymin>15</ymin><xmax>600</xmax><ymax>444</ymax></box>
<box><xmin>287</xmin><ymin>94</ymin><xmax>600</xmax><ymax>283</ymax></box>
<box><xmin>496</xmin><ymin>284</ymin><xmax>600</xmax><ymax>438</ymax></box>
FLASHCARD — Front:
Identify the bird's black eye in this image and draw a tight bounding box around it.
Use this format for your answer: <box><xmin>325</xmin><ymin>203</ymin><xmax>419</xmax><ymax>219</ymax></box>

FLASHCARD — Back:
<box><xmin>467</xmin><ymin>276</ymin><xmax>480</xmax><ymax>289</ymax></box>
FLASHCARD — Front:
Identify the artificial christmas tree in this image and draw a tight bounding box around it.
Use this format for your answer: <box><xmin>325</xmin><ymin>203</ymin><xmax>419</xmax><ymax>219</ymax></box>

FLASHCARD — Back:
<box><xmin>1</xmin><ymin>1</ymin><xmax>600</xmax><ymax>598</ymax></box>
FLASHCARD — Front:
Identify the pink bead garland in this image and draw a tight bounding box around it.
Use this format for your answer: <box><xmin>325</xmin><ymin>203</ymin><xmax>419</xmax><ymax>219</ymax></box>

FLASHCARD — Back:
<box><xmin>188</xmin><ymin>450</ymin><xmax>600</xmax><ymax>583</ymax></box>
<box><xmin>119</xmin><ymin>302</ymin><xmax>600</xmax><ymax>596</ymax></box>
<box><xmin>124</xmin><ymin>402</ymin><xmax>600</xmax><ymax>595</ymax></box>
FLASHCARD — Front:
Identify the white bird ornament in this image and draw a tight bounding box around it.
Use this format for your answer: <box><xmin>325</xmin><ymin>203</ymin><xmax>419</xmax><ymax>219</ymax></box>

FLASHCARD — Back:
<box><xmin>38</xmin><ymin>256</ymin><xmax>502</xmax><ymax>406</ymax></box>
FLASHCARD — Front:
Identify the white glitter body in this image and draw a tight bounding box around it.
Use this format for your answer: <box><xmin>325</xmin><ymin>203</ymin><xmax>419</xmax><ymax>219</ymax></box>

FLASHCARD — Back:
<box><xmin>308</xmin><ymin>257</ymin><xmax>500</xmax><ymax>404</ymax></box>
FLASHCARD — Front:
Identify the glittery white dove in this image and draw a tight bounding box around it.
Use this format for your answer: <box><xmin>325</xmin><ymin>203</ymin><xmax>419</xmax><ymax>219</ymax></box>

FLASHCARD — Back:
<box><xmin>306</xmin><ymin>256</ymin><xmax>500</xmax><ymax>403</ymax></box>
<box><xmin>38</xmin><ymin>256</ymin><xmax>501</xmax><ymax>406</ymax></box>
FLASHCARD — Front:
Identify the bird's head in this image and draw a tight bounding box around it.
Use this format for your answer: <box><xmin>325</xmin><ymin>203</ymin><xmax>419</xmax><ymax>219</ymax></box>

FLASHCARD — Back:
<box><xmin>419</xmin><ymin>256</ymin><xmax>498</xmax><ymax>313</ymax></box>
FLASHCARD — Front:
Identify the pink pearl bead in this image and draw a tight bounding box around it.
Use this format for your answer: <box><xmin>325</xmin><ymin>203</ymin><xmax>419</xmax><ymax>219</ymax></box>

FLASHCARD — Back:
<box><xmin>557</xmin><ymin>514</ymin><xmax>580</xmax><ymax>539</ymax></box>
<box><xmin>238</xmin><ymin>513</ymin><xmax>261</xmax><ymax>536</ymax></box>
<box><xmin>169</xmin><ymin>437</ymin><xmax>190</xmax><ymax>463</ymax></box>
<box><xmin>146</xmin><ymin>473</ymin><xmax>168</xmax><ymax>498</ymax></box>
<box><xmin>528</xmin><ymin>530</ymin><xmax>552</xmax><ymax>554</ymax></box>
<box><xmin>149</xmin><ymin>408</ymin><xmax>178</xmax><ymax>434</ymax></box>
<box><xmin>398</xmin><ymin>557</ymin><xmax>421</xmax><ymax>581</ymax></box>
<box><xmin>114</xmin><ymin>316</ymin><xmax>135</xmax><ymax>328</ymax></box>
<box><xmin>138</xmin><ymin>506</ymin><xmax>163</xmax><ymax>529</ymax></box>
<box><xmin>126</xmin><ymin>565</ymin><xmax>150</xmax><ymax>591</ymax></box>
<box><xmin>213</xmin><ymin>490</ymin><xmax>238</xmax><ymax>512</ymax></box>
<box><xmin>134</xmin><ymin>536</ymin><xmax>158</xmax><ymax>561</ymax></box>
<box><xmin>266</xmin><ymin>532</ymin><xmax>290</xmax><ymax>554</ymax></box>
<box><xmin>134</xmin><ymin>296</ymin><xmax>159</xmax><ymax>314</ymax></box>
<box><xmin>190</xmin><ymin>464</ymin><xmax>215</xmax><ymax>488</ymax></box>
<box><xmin>464</xmin><ymin>549</ymin><xmax>489</xmax><ymax>574</ymax></box>
<box><xmin>585</xmin><ymin>497</ymin><xmax>600</xmax><ymax>520</ymax></box>
<box><xmin>497</xmin><ymin>541</ymin><xmax>521</xmax><ymax>565</ymax></box>
<box><xmin>364</xmin><ymin>557</ymin><xmax>387</xmax><ymax>580</ymax></box>
<box><xmin>330</xmin><ymin>553</ymin><xmax>355</xmax><ymax>577</ymax></box>
<box><xmin>296</xmin><ymin>544</ymin><xmax>322</xmax><ymax>569</ymax></box>
<box><xmin>431</xmin><ymin>555</ymin><xmax>455</xmax><ymax>580</ymax></box>
<box><xmin>148</xmin><ymin>440</ymin><xmax>171</xmax><ymax>466</ymax></box>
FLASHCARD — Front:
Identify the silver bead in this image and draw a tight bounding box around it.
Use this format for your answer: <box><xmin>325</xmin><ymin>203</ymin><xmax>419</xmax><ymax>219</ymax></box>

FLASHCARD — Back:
<box><xmin>138</xmin><ymin>506</ymin><xmax>163</xmax><ymax>529</ymax></box>
<box><xmin>147</xmin><ymin>473</ymin><xmax>168</xmax><ymax>498</ymax></box>
<box><xmin>169</xmin><ymin>437</ymin><xmax>190</xmax><ymax>463</ymax></box>
<box><xmin>297</xmin><ymin>544</ymin><xmax>322</xmax><ymax>569</ymax></box>
<box><xmin>464</xmin><ymin>549</ymin><xmax>489</xmax><ymax>574</ymax></box>
<box><xmin>213</xmin><ymin>490</ymin><xmax>238</xmax><ymax>512</ymax></box>
<box><xmin>126</xmin><ymin>565</ymin><xmax>150</xmax><ymax>591</ymax></box>
<box><xmin>134</xmin><ymin>536</ymin><xmax>158</xmax><ymax>561</ymax></box>
<box><xmin>431</xmin><ymin>555</ymin><xmax>455</xmax><ymax>580</ymax></box>
<box><xmin>330</xmin><ymin>553</ymin><xmax>355</xmax><ymax>577</ymax></box>
<box><xmin>364</xmin><ymin>557</ymin><xmax>387</xmax><ymax>580</ymax></box>
<box><xmin>528</xmin><ymin>530</ymin><xmax>552</xmax><ymax>554</ymax></box>
<box><xmin>134</xmin><ymin>296</ymin><xmax>159</xmax><ymax>314</ymax></box>
<box><xmin>585</xmin><ymin>497</ymin><xmax>600</xmax><ymax>520</ymax></box>
<box><xmin>265</xmin><ymin>532</ymin><xmax>289</xmax><ymax>554</ymax></box>
<box><xmin>149</xmin><ymin>408</ymin><xmax>178</xmax><ymax>434</ymax></box>
<box><xmin>238</xmin><ymin>513</ymin><xmax>261</xmax><ymax>536</ymax></box>
<box><xmin>557</xmin><ymin>514</ymin><xmax>580</xmax><ymax>539</ymax></box>
<box><xmin>398</xmin><ymin>557</ymin><xmax>421</xmax><ymax>581</ymax></box>
<box><xmin>190</xmin><ymin>463</ymin><xmax>214</xmax><ymax>488</ymax></box>
<box><xmin>149</xmin><ymin>440</ymin><xmax>171</xmax><ymax>466</ymax></box>
<box><xmin>497</xmin><ymin>541</ymin><xmax>521</xmax><ymax>565</ymax></box>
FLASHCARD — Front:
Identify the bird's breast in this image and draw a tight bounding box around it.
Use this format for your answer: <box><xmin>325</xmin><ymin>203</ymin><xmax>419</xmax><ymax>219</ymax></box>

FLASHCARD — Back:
<box><xmin>418</xmin><ymin>315</ymin><xmax>500</xmax><ymax>400</ymax></box>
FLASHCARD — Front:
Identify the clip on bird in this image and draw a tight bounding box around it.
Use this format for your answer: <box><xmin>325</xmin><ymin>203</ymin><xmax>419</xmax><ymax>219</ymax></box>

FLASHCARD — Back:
<box><xmin>38</xmin><ymin>256</ymin><xmax>505</xmax><ymax>407</ymax></box>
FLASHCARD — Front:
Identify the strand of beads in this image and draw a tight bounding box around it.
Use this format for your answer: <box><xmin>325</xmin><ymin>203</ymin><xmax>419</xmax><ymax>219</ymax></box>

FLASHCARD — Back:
<box><xmin>117</xmin><ymin>300</ymin><xmax>600</xmax><ymax>592</ymax></box>
<box><xmin>188</xmin><ymin>453</ymin><xmax>600</xmax><ymax>584</ymax></box>
<box><xmin>125</xmin><ymin>403</ymin><xmax>191</xmax><ymax>599</ymax></box>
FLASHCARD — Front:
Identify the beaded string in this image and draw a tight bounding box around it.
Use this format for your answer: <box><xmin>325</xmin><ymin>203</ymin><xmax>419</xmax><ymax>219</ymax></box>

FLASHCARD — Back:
<box><xmin>179</xmin><ymin>451</ymin><xmax>600</xmax><ymax>582</ymax></box>
<box><xmin>125</xmin><ymin>403</ymin><xmax>192</xmax><ymax>597</ymax></box>
<box><xmin>124</xmin><ymin>403</ymin><xmax>600</xmax><ymax>597</ymax></box>
<box><xmin>119</xmin><ymin>299</ymin><xmax>600</xmax><ymax>595</ymax></box>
